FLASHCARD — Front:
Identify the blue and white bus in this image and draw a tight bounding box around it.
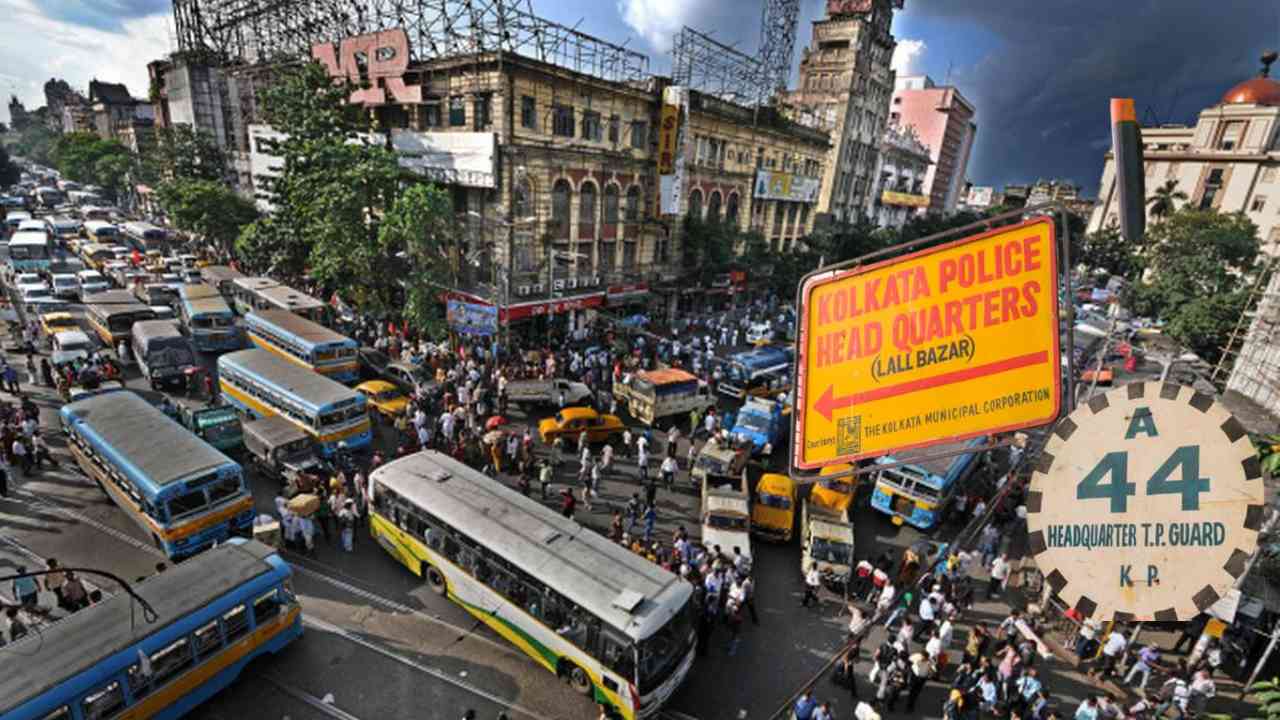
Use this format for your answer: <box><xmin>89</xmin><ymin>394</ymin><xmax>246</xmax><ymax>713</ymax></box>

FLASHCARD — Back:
<box><xmin>870</xmin><ymin>436</ymin><xmax>988</xmax><ymax>530</ymax></box>
<box><xmin>1</xmin><ymin>539</ymin><xmax>303</xmax><ymax>720</ymax></box>
<box><xmin>178</xmin><ymin>283</ymin><xmax>242</xmax><ymax>352</ymax></box>
<box><xmin>244</xmin><ymin>309</ymin><xmax>358</xmax><ymax>383</ymax></box>
<box><xmin>59</xmin><ymin>390</ymin><xmax>255</xmax><ymax>558</ymax></box>
<box><xmin>8</xmin><ymin>230</ymin><xmax>54</xmax><ymax>273</ymax></box>
<box><xmin>717</xmin><ymin>345</ymin><xmax>794</xmax><ymax>399</ymax></box>
<box><xmin>229</xmin><ymin>277</ymin><xmax>327</xmax><ymax>324</ymax></box>
<box><xmin>217</xmin><ymin>348</ymin><xmax>371</xmax><ymax>456</ymax></box>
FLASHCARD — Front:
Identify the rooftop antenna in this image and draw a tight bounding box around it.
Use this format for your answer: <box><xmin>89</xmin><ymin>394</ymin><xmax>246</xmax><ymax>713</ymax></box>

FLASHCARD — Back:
<box><xmin>1261</xmin><ymin>50</ymin><xmax>1278</xmax><ymax>77</ymax></box>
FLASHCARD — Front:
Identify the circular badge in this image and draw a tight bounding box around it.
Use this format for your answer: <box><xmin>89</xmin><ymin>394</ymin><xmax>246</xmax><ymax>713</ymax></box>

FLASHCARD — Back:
<box><xmin>1025</xmin><ymin>382</ymin><xmax>1264</xmax><ymax>621</ymax></box>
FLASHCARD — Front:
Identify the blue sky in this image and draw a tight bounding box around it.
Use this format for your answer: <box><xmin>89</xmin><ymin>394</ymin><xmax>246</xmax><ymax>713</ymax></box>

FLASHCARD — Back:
<box><xmin>4</xmin><ymin>0</ymin><xmax>1277</xmax><ymax>196</ymax></box>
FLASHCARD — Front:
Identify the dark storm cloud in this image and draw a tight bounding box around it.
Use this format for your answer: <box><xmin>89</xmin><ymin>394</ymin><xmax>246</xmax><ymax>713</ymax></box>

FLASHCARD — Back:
<box><xmin>908</xmin><ymin>0</ymin><xmax>1278</xmax><ymax>195</ymax></box>
<box><xmin>34</xmin><ymin>0</ymin><xmax>170</xmax><ymax>33</ymax></box>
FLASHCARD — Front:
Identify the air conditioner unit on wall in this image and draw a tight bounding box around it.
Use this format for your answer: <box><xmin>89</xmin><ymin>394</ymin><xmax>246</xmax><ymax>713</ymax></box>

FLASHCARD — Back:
<box><xmin>517</xmin><ymin>285</ymin><xmax>531</xmax><ymax>296</ymax></box>
<box><xmin>553</xmin><ymin>279</ymin><xmax>566</xmax><ymax>291</ymax></box>
<box><xmin>567</xmin><ymin>278</ymin><xmax>578</xmax><ymax>290</ymax></box>
<box><xmin>532</xmin><ymin>284</ymin><xmax>544</xmax><ymax>294</ymax></box>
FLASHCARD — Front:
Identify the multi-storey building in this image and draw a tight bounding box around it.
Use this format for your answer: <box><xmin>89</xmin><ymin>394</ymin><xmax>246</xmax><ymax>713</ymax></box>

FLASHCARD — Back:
<box><xmin>868</xmin><ymin>123</ymin><xmax>931</xmax><ymax>228</ymax></box>
<box><xmin>1088</xmin><ymin>60</ymin><xmax>1280</xmax><ymax>255</ymax></box>
<box><xmin>237</xmin><ymin>38</ymin><xmax>827</xmax><ymax>329</ymax></box>
<box><xmin>890</xmin><ymin>75</ymin><xmax>976</xmax><ymax>215</ymax></box>
<box><xmin>786</xmin><ymin>0</ymin><xmax>901</xmax><ymax>224</ymax></box>
<box><xmin>88</xmin><ymin>80</ymin><xmax>154</xmax><ymax>150</ymax></box>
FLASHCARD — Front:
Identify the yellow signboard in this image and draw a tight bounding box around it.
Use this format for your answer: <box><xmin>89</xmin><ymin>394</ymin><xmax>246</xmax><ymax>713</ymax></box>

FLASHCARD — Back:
<box><xmin>793</xmin><ymin>217</ymin><xmax>1061</xmax><ymax>469</ymax></box>
<box><xmin>881</xmin><ymin>190</ymin><xmax>931</xmax><ymax>208</ymax></box>
<box><xmin>657</xmin><ymin>103</ymin><xmax>680</xmax><ymax>175</ymax></box>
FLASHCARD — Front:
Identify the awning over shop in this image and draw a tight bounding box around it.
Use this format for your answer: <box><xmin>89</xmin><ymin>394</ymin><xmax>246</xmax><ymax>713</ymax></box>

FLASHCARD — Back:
<box><xmin>606</xmin><ymin>283</ymin><xmax>649</xmax><ymax>304</ymax></box>
<box><xmin>502</xmin><ymin>292</ymin><xmax>605</xmax><ymax>322</ymax></box>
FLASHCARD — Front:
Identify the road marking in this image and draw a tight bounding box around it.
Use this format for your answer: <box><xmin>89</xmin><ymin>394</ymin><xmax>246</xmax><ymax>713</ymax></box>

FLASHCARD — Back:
<box><xmin>261</xmin><ymin>672</ymin><xmax>365</xmax><ymax>720</ymax></box>
<box><xmin>302</xmin><ymin>615</ymin><xmax>541</xmax><ymax>720</ymax></box>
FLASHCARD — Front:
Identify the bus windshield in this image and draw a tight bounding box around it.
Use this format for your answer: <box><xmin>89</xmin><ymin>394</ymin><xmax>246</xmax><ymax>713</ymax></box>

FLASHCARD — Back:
<box><xmin>192</xmin><ymin>315</ymin><xmax>235</xmax><ymax>329</ymax></box>
<box><xmin>637</xmin><ymin>602</ymin><xmax>694</xmax><ymax>693</ymax></box>
<box><xmin>758</xmin><ymin>492</ymin><xmax>791</xmax><ymax>510</ymax></box>
<box><xmin>705</xmin><ymin>513</ymin><xmax>748</xmax><ymax>531</ymax></box>
<box><xmin>811</xmin><ymin>537</ymin><xmax>852</xmax><ymax>566</ymax></box>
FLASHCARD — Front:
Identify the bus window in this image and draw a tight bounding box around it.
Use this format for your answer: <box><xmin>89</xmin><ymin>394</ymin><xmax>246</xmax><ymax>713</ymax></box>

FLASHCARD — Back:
<box><xmin>150</xmin><ymin>637</ymin><xmax>193</xmax><ymax>684</ymax></box>
<box><xmin>81</xmin><ymin>680</ymin><xmax>125</xmax><ymax>719</ymax></box>
<box><xmin>193</xmin><ymin>619</ymin><xmax>222</xmax><ymax>659</ymax></box>
<box><xmin>207</xmin><ymin>476</ymin><xmax>243</xmax><ymax>505</ymax></box>
<box><xmin>223</xmin><ymin>604</ymin><xmax>249</xmax><ymax>642</ymax></box>
<box><xmin>167</xmin><ymin>489</ymin><xmax>209</xmax><ymax>520</ymax></box>
<box><xmin>253</xmin><ymin>589</ymin><xmax>281</xmax><ymax>624</ymax></box>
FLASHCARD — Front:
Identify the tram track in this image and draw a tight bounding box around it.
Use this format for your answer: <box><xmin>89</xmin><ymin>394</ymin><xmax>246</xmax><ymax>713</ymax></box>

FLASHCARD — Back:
<box><xmin>17</xmin><ymin>485</ymin><xmax>545</xmax><ymax>719</ymax></box>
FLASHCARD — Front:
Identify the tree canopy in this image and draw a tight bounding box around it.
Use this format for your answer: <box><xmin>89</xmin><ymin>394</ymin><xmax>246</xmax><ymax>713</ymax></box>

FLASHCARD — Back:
<box><xmin>0</xmin><ymin>145</ymin><xmax>19</xmax><ymax>188</ymax></box>
<box><xmin>144</xmin><ymin>124</ymin><xmax>227</xmax><ymax>184</ymax></box>
<box><xmin>48</xmin><ymin>132</ymin><xmax>135</xmax><ymax>199</ymax></box>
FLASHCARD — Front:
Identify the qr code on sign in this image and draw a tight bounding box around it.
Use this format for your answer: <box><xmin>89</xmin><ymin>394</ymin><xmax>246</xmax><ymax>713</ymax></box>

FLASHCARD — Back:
<box><xmin>837</xmin><ymin>416</ymin><xmax>861</xmax><ymax>456</ymax></box>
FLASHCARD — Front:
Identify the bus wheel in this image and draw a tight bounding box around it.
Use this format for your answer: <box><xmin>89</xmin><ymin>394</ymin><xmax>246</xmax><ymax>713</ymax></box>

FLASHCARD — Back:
<box><xmin>566</xmin><ymin>663</ymin><xmax>593</xmax><ymax>695</ymax></box>
<box><xmin>425</xmin><ymin>564</ymin><xmax>448</xmax><ymax>596</ymax></box>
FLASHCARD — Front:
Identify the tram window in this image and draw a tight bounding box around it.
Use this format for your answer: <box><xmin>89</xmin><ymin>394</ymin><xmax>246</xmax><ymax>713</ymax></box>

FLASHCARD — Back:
<box><xmin>193</xmin><ymin>619</ymin><xmax>222</xmax><ymax>659</ymax></box>
<box><xmin>81</xmin><ymin>679</ymin><xmax>124</xmax><ymax>719</ymax></box>
<box><xmin>253</xmin><ymin>589</ymin><xmax>281</xmax><ymax>624</ymax></box>
<box><xmin>150</xmin><ymin>638</ymin><xmax>192</xmax><ymax>684</ymax></box>
<box><xmin>224</xmin><ymin>604</ymin><xmax>249</xmax><ymax>642</ymax></box>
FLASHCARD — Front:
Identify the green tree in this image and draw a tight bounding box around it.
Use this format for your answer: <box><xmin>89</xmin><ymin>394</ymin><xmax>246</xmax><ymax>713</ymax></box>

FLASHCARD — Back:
<box><xmin>1146</xmin><ymin>178</ymin><xmax>1188</xmax><ymax>221</ymax></box>
<box><xmin>681</xmin><ymin>216</ymin><xmax>736</xmax><ymax>283</ymax></box>
<box><xmin>156</xmin><ymin>178</ymin><xmax>258</xmax><ymax>255</ymax></box>
<box><xmin>1125</xmin><ymin>209</ymin><xmax>1262</xmax><ymax>362</ymax></box>
<box><xmin>49</xmin><ymin>132</ymin><xmax>135</xmax><ymax>198</ymax></box>
<box><xmin>13</xmin><ymin>123</ymin><xmax>56</xmax><ymax>167</ymax></box>
<box><xmin>1078</xmin><ymin>225</ymin><xmax>1143</xmax><ymax>280</ymax></box>
<box><xmin>380</xmin><ymin>183</ymin><xmax>456</xmax><ymax>333</ymax></box>
<box><xmin>145</xmin><ymin>124</ymin><xmax>227</xmax><ymax>184</ymax></box>
<box><xmin>0</xmin><ymin>145</ymin><xmax>19</xmax><ymax>187</ymax></box>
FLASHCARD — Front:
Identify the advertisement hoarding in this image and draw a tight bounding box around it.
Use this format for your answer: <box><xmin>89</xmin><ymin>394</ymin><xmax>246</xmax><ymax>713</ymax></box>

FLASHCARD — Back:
<box><xmin>792</xmin><ymin>217</ymin><xmax>1061</xmax><ymax>469</ymax></box>
<box><xmin>881</xmin><ymin>190</ymin><xmax>930</xmax><ymax>208</ymax></box>
<box><xmin>754</xmin><ymin>170</ymin><xmax>820</xmax><ymax>203</ymax></box>
<box><xmin>659</xmin><ymin>86</ymin><xmax>688</xmax><ymax>216</ymax></box>
<box><xmin>446</xmin><ymin>299</ymin><xmax>498</xmax><ymax>336</ymax></box>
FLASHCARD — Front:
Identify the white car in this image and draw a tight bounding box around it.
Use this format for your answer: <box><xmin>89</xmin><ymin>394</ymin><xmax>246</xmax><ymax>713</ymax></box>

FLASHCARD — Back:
<box><xmin>76</xmin><ymin>270</ymin><xmax>110</xmax><ymax>299</ymax></box>
<box><xmin>51</xmin><ymin>330</ymin><xmax>94</xmax><ymax>365</ymax></box>
<box><xmin>746</xmin><ymin>322</ymin><xmax>774</xmax><ymax>345</ymax></box>
<box><xmin>13</xmin><ymin>272</ymin><xmax>45</xmax><ymax>292</ymax></box>
<box><xmin>50</xmin><ymin>273</ymin><xmax>80</xmax><ymax>299</ymax></box>
<box><xmin>16</xmin><ymin>219</ymin><xmax>45</xmax><ymax>234</ymax></box>
<box><xmin>19</xmin><ymin>284</ymin><xmax>55</xmax><ymax>306</ymax></box>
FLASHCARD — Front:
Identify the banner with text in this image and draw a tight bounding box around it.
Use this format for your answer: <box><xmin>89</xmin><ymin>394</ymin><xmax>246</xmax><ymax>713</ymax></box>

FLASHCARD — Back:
<box><xmin>793</xmin><ymin>217</ymin><xmax>1061</xmax><ymax>468</ymax></box>
<box><xmin>446</xmin><ymin>299</ymin><xmax>498</xmax><ymax>336</ymax></box>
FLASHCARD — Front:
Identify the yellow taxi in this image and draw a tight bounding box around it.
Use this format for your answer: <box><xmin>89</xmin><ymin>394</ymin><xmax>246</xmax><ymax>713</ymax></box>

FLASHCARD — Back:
<box><xmin>809</xmin><ymin>462</ymin><xmax>856</xmax><ymax>519</ymax></box>
<box><xmin>40</xmin><ymin>312</ymin><xmax>79</xmax><ymax>338</ymax></box>
<box><xmin>752</xmin><ymin>473</ymin><xmax>796</xmax><ymax>542</ymax></box>
<box><xmin>355</xmin><ymin>380</ymin><xmax>409</xmax><ymax>420</ymax></box>
<box><xmin>538</xmin><ymin>407</ymin><xmax>624</xmax><ymax>445</ymax></box>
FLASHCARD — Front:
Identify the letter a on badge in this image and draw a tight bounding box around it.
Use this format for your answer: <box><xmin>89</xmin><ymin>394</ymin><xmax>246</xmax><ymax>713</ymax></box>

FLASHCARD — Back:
<box><xmin>1125</xmin><ymin>407</ymin><xmax>1158</xmax><ymax>439</ymax></box>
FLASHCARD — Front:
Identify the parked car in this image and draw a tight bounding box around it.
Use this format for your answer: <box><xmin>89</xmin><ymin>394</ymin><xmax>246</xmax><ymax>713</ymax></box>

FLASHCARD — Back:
<box><xmin>50</xmin><ymin>272</ymin><xmax>80</xmax><ymax>300</ymax></box>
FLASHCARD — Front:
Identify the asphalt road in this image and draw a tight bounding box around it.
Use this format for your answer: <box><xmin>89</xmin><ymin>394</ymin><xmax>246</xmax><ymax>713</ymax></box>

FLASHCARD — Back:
<box><xmin>0</xmin><ymin>287</ymin><xmax>1031</xmax><ymax>720</ymax></box>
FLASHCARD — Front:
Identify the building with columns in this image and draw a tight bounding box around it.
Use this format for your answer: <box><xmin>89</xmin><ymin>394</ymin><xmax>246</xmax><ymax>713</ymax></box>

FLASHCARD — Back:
<box><xmin>868</xmin><ymin>123</ymin><xmax>931</xmax><ymax>228</ymax></box>
<box><xmin>1088</xmin><ymin>60</ymin><xmax>1280</xmax><ymax>255</ymax></box>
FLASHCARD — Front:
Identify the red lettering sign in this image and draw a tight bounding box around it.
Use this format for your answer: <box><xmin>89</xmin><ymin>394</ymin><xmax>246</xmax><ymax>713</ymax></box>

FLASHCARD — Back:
<box><xmin>312</xmin><ymin>29</ymin><xmax>422</xmax><ymax>106</ymax></box>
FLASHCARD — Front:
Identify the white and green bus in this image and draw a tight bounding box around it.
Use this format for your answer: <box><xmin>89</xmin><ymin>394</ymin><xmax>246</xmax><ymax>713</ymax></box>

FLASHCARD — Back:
<box><xmin>369</xmin><ymin>452</ymin><xmax>696</xmax><ymax>720</ymax></box>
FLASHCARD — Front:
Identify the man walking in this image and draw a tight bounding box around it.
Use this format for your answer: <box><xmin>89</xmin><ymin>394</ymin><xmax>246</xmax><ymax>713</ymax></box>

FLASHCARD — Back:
<box><xmin>801</xmin><ymin>563</ymin><xmax>821</xmax><ymax>607</ymax></box>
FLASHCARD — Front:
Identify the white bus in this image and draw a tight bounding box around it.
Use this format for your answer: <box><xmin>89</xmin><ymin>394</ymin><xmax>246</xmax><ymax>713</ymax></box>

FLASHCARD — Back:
<box><xmin>370</xmin><ymin>452</ymin><xmax>697</xmax><ymax>720</ymax></box>
<box><xmin>122</xmin><ymin>221</ymin><xmax>169</xmax><ymax>251</ymax></box>
<box><xmin>83</xmin><ymin>220</ymin><xmax>120</xmax><ymax>242</ymax></box>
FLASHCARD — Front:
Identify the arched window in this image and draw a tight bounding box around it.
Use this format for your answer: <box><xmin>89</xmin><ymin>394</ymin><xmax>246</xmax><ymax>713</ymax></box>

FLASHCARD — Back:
<box><xmin>726</xmin><ymin>193</ymin><xmax>740</xmax><ymax>225</ymax></box>
<box><xmin>551</xmin><ymin>179</ymin><xmax>571</xmax><ymax>238</ymax></box>
<box><xmin>603</xmin><ymin>184</ymin><xmax>620</xmax><ymax>224</ymax></box>
<box><xmin>579</xmin><ymin>181</ymin><xmax>597</xmax><ymax>237</ymax></box>
<box><xmin>514</xmin><ymin>177</ymin><xmax>532</xmax><ymax>220</ymax></box>
<box><xmin>625</xmin><ymin>186</ymin><xmax>642</xmax><ymax>221</ymax></box>
<box><xmin>688</xmin><ymin>189</ymin><xmax>703</xmax><ymax>219</ymax></box>
<box><xmin>707</xmin><ymin>191</ymin><xmax>722</xmax><ymax>223</ymax></box>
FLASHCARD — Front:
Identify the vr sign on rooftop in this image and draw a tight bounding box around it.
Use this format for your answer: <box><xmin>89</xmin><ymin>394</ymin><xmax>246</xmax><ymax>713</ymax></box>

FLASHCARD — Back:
<box><xmin>793</xmin><ymin>217</ymin><xmax>1061</xmax><ymax>469</ymax></box>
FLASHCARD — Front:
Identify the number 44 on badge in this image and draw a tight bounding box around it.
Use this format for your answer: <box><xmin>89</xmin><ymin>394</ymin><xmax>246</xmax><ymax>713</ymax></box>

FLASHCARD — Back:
<box><xmin>1026</xmin><ymin>382</ymin><xmax>1264</xmax><ymax>622</ymax></box>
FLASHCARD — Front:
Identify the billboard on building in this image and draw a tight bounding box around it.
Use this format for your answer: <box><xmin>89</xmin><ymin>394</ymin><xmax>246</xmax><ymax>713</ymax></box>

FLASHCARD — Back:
<box><xmin>659</xmin><ymin>86</ymin><xmax>689</xmax><ymax>216</ymax></box>
<box><xmin>881</xmin><ymin>190</ymin><xmax>930</xmax><ymax>208</ymax></box>
<box><xmin>754</xmin><ymin>170</ymin><xmax>820</xmax><ymax>203</ymax></box>
<box><xmin>657</xmin><ymin>103</ymin><xmax>679</xmax><ymax>175</ymax></box>
<box><xmin>391</xmin><ymin>130</ymin><xmax>497</xmax><ymax>188</ymax></box>
<box><xmin>446</xmin><ymin>299</ymin><xmax>498</xmax><ymax>336</ymax></box>
<box><xmin>966</xmin><ymin>186</ymin><xmax>994</xmax><ymax>208</ymax></box>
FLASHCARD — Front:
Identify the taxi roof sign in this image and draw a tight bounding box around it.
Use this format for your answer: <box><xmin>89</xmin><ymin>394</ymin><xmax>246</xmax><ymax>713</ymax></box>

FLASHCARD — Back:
<box><xmin>792</xmin><ymin>217</ymin><xmax>1062</xmax><ymax>469</ymax></box>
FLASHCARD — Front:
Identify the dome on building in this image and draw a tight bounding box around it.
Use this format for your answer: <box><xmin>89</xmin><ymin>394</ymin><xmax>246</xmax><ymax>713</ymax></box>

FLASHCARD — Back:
<box><xmin>1222</xmin><ymin>77</ymin><xmax>1280</xmax><ymax>107</ymax></box>
<box><xmin>1222</xmin><ymin>51</ymin><xmax>1280</xmax><ymax>106</ymax></box>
